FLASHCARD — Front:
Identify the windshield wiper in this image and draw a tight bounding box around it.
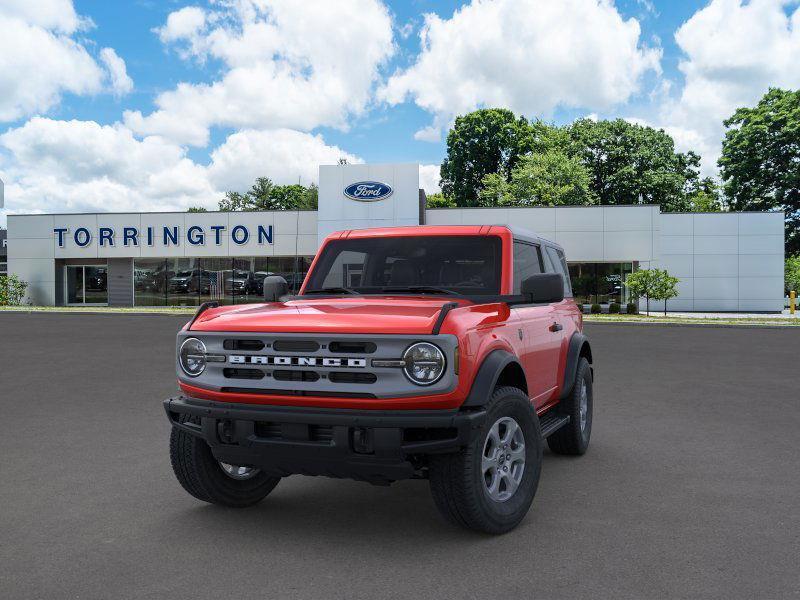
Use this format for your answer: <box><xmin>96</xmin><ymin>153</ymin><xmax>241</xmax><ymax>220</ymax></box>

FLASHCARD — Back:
<box><xmin>303</xmin><ymin>287</ymin><xmax>360</xmax><ymax>295</ymax></box>
<box><xmin>379</xmin><ymin>286</ymin><xmax>458</xmax><ymax>296</ymax></box>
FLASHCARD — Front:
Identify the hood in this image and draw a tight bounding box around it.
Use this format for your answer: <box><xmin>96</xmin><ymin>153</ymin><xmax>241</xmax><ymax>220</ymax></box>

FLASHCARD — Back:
<box><xmin>189</xmin><ymin>296</ymin><xmax>477</xmax><ymax>335</ymax></box>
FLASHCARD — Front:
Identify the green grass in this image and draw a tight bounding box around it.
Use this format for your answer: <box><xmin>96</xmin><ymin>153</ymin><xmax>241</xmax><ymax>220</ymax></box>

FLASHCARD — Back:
<box><xmin>584</xmin><ymin>313</ymin><xmax>799</xmax><ymax>327</ymax></box>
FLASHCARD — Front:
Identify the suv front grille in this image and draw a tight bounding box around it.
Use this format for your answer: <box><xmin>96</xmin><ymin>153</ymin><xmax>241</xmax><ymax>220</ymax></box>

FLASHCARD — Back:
<box><xmin>188</xmin><ymin>333</ymin><xmax>456</xmax><ymax>399</ymax></box>
<box><xmin>328</xmin><ymin>372</ymin><xmax>377</xmax><ymax>384</ymax></box>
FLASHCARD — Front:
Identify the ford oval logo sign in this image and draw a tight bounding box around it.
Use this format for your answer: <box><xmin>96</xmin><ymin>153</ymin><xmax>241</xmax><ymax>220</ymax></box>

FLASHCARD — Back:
<box><xmin>344</xmin><ymin>181</ymin><xmax>393</xmax><ymax>202</ymax></box>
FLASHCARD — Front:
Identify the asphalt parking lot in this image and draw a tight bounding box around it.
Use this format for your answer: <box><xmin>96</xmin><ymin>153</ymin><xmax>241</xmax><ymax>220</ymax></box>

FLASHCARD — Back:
<box><xmin>1</xmin><ymin>313</ymin><xmax>798</xmax><ymax>599</ymax></box>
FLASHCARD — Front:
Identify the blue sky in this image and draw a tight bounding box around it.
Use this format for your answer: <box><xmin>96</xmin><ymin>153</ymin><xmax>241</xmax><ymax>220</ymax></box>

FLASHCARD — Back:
<box><xmin>1</xmin><ymin>0</ymin><xmax>798</xmax><ymax>221</ymax></box>
<box><xmin>57</xmin><ymin>0</ymin><xmax>700</xmax><ymax>165</ymax></box>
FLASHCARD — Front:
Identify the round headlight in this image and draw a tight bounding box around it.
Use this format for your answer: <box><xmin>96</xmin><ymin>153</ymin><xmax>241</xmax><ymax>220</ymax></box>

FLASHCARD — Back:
<box><xmin>179</xmin><ymin>337</ymin><xmax>207</xmax><ymax>377</ymax></box>
<box><xmin>403</xmin><ymin>342</ymin><xmax>446</xmax><ymax>386</ymax></box>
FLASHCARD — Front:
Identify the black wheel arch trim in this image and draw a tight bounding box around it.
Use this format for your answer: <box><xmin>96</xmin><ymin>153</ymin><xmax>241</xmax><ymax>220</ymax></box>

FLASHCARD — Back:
<box><xmin>560</xmin><ymin>332</ymin><xmax>593</xmax><ymax>400</ymax></box>
<box><xmin>462</xmin><ymin>349</ymin><xmax>525</xmax><ymax>408</ymax></box>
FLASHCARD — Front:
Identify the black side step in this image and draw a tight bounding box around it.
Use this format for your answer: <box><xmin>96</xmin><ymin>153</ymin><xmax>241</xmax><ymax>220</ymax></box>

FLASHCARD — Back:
<box><xmin>539</xmin><ymin>411</ymin><xmax>570</xmax><ymax>438</ymax></box>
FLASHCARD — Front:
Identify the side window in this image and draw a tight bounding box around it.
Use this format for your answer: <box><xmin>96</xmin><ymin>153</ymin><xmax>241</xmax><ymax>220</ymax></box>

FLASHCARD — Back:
<box><xmin>513</xmin><ymin>241</ymin><xmax>543</xmax><ymax>293</ymax></box>
<box><xmin>545</xmin><ymin>246</ymin><xmax>573</xmax><ymax>297</ymax></box>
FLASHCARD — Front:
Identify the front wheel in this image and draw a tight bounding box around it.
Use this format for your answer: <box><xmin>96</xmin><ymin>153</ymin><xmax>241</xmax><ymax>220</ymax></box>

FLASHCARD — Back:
<box><xmin>169</xmin><ymin>416</ymin><xmax>280</xmax><ymax>507</ymax></box>
<box><xmin>429</xmin><ymin>386</ymin><xmax>543</xmax><ymax>534</ymax></box>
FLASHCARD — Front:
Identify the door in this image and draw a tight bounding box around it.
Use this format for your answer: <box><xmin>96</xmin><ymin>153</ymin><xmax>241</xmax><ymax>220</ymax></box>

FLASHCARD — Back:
<box><xmin>65</xmin><ymin>265</ymin><xmax>108</xmax><ymax>305</ymax></box>
<box><xmin>543</xmin><ymin>245</ymin><xmax>577</xmax><ymax>393</ymax></box>
<box><xmin>512</xmin><ymin>241</ymin><xmax>561</xmax><ymax>404</ymax></box>
<box><xmin>66</xmin><ymin>265</ymin><xmax>84</xmax><ymax>304</ymax></box>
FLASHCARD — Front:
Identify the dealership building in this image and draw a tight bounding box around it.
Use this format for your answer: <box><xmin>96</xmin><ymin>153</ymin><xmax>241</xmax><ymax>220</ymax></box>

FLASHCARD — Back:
<box><xmin>6</xmin><ymin>162</ymin><xmax>785</xmax><ymax>312</ymax></box>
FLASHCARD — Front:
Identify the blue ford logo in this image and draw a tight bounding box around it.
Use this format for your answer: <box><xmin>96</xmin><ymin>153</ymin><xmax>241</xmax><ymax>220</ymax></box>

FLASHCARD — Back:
<box><xmin>344</xmin><ymin>181</ymin><xmax>393</xmax><ymax>202</ymax></box>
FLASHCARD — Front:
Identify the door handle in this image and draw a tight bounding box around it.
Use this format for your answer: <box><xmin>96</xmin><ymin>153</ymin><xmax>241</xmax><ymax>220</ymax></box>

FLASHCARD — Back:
<box><xmin>549</xmin><ymin>322</ymin><xmax>563</xmax><ymax>332</ymax></box>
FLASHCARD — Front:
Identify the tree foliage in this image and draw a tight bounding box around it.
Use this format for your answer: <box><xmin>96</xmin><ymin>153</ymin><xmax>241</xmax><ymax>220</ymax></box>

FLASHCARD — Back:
<box><xmin>625</xmin><ymin>268</ymin><xmax>679</xmax><ymax>315</ymax></box>
<box><xmin>440</xmin><ymin>108</ymin><xmax>542</xmax><ymax>206</ymax></box>
<box><xmin>566</xmin><ymin>118</ymin><xmax>700</xmax><ymax>211</ymax></box>
<box><xmin>219</xmin><ymin>177</ymin><xmax>318</xmax><ymax>211</ymax></box>
<box><xmin>0</xmin><ymin>274</ymin><xmax>28</xmax><ymax>306</ymax></box>
<box><xmin>441</xmin><ymin>109</ymin><xmax>704</xmax><ymax>212</ymax></box>
<box><xmin>478</xmin><ymin>151</ymin><xmax>594</xmax><ymax>207</ymax></box>
<box><xmin>719</xmin><ymin>88</ymin><xmax>800</xmax><ymax>255</ymax></box>
<box><xmin>653</xmin><ymin>270</ymin><xmax>680</xmax><ymax>315</ymax></box>
<box><xmin>508</xmin><ymin>151</ymin><xmax>594</xmax><ymax>207</ymax></box>
<box><xmin>786</xmin><ymin>255</ymin><xmax>800</xmax><ymax>295</ymax></box>
<box><xmin>686</xmin><ymin>177</ymin><xmax>725</xmax><ymax>212</ymax></box>
<box><xmin>425</xmin><ymin>192</ymin><xmax>456</xmax><ymax>208</ymax></box>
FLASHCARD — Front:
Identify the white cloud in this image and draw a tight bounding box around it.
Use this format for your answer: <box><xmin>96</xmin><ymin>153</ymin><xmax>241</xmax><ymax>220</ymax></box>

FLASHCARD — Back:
<box><xmin>126</xmin><ymin>0</ymin><xmax>394</xmax><ymax>146</ymax></box>
<box><xmin>100</xmin><ymin>48</ymin><xmax>134</xmax><ymax>96</ymax></box>
<box><xmin>0</xmin><ymin>118</ymin><xmax>362</xmax><ymax>218</ymax></box>
<box><xmin>380</xmin><ymin>0</ymin><xmax>661</xmax><ymax>141</ymax></box>
<box><xmin>156</xmin><ymin>6</ymin><xmax>206</xmax><ymax>44</ymax></box>
<box><xmin>0</xmin><ymin>2</ymin><xmax>132</xmax><ymax>122</ymax></box>
<box><xmin>657</xmin><ymin>0</ymin><xmax>800</xmax><ymax>174</ymax></box>
<box><xmin>418</xmin><ymin>164</ymin><xmax>441</xmax><ymax>195</ymax></box>
<box><xmin>0</xmin><ymin>0</ymin><xmax>83</xmax><ymax>32</ymax></box>
<box><xmin>206</xmin><ymin>129</ymin><xmax>362</xmax><ymax>193</ymax></box>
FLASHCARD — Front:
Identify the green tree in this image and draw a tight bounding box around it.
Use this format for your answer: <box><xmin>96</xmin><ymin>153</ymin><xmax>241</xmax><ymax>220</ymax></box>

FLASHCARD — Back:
<box><xmin>245</xmin><ymin>177</ymin><xmax>275</xmax><ymax>210</ymax></box>
<box><xmin>624</xmin><ymin>268</ymin><xmax>660</xmax><ymax>316</ymax></box>
<box><xmin>686</xmin><ymin>177</ymin><xmax>725</xmax><ymax>212</ymax></box>
<box><xmin>567</xmin><ymin>118</ymin><xmax>700</xmax><ymax>211</ymax></box>
<box><xmin>304</xmin><ymin>183</ymin><xmax>319</xmax><ymax>210</ymax></box>
<box><xmin>652</xmin><ymin>270</ymin><xmax>680</xmax><ymax>315</ymax></box>
<box><xmin>425</xmin><ymin>192</ymin><xmax>456</xmax><ymax>208</ymax></box>
<box><xmin>719</xmin><ymin>88</ymin><xmax>800</xmax><ymax>255</ymax></box>
<box><xmin>0</xmin><ymin>274</ymin><xmax>28</xmax><ymax>306</ymax></box>
<box><xmin>440</xmin><ymin>108</ymin><xmax>541</xmax><ymax>206</ymax></box>
<box><xmin>477</xmin><ymin>173</ymin><xmax>511</xmax><ymax>206</ymax></box>
<box><xmin>218</xmin><ymin>190</ymin><xmax>252</xmax><ymax>212</ymax></box>
<box><xmin>625</xmin><ymin>268</ymin><xmax>680</xmax><ymax>316</ymax></box>
<box><xmin>270</xmin><ymin>184</ymin><xmax>310</xmax><ymax>210</ymax></box>
<box><xmin>786</xmin><ymin>255</ymin><xmax>800</xmax><ymax>295</ymax></box>
<box><xmin>218</xmin><ymin>177</ymin><xmax>318</xmax><ymax>211</ymax></box>
<box><xmin>504</xmin><ymin>151</ymin><xmax>594</xmax><ymax>207</ymax></box>
<box><xmin>187</xmin><ymin>206</ymin><xmax>208</xmax><ymax>213</ymax></box>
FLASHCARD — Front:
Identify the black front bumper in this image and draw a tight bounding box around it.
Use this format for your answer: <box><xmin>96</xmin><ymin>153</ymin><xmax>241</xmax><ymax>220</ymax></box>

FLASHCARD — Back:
<box><xmin>164</xmin><ymin>396</ymin><xmax>486</xmax><ymax>484</ymax></box>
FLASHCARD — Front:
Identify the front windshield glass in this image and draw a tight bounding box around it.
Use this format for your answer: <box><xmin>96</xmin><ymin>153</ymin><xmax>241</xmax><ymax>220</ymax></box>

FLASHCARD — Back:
<box><xmin>304</xmin><ymin>235</ymin><xmax>502</xmax><ymax>296</ymax></box>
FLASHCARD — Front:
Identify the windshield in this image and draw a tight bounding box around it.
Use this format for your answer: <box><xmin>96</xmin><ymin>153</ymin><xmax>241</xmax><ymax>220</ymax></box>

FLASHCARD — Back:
<box><xmin>304</xmin><ymin>235</ymin><xmax>502</xmax><ymax>296</ymax></box>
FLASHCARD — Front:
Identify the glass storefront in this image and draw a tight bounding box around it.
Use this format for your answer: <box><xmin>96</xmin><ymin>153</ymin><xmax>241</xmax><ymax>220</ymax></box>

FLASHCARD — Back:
<box><xmin>133</xmin><ymin>256</ymin><xmax>313</xmax><ymax>307</ymax></box>
<box><xmin>65</xmin><ymin>265</ymin><xmax>108</xmax><ymax>305</ymax></box>
<box><xmin>568</xmin><ymin>262</ymin><xmax>634</xmax><ymax>306</ymax></box>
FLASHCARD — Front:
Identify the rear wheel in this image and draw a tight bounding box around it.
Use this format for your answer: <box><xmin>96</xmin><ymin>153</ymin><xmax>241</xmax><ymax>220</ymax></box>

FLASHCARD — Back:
<box><xmin>547</xmin><ymin>357</ymin><xmax>593</xmax><ymax>455</ymax></box>
<box><xmin>169</xmin><ymin>416</ymin><xmax>280</xmax><ymax>507</ymax></box>
<box><xmin>429</xmin><ymin>386</ymin><xmax>543</xmax><ymax>534</ymax></box>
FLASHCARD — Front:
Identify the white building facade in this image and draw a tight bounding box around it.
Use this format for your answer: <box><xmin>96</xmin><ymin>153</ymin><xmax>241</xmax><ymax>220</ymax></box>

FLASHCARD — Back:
<box><xmin>6</xmin><ymin>162</ymin><xmax>785</xmax><ymax>312</ymax></box>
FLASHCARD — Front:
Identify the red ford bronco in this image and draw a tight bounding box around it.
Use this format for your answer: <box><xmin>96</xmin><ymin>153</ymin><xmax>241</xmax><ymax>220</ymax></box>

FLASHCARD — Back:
<box><xmin>164</xmin><ymin>225</ymin><xmax>593</xmax><ymax>533</ymax></box>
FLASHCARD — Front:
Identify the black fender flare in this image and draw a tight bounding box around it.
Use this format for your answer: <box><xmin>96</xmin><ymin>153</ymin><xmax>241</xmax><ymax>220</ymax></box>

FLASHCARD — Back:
<box><xmin>462</xmin><ymin>349</ymin><xmax>524</xmax><ymax>408</ymax></box>
<box><xmin>560</xmin><ymin>332</ymin><xmax>593</xmax><ymax>400</ymax></box>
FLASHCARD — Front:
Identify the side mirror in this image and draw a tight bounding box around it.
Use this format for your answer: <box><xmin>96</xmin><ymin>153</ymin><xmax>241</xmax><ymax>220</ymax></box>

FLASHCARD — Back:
<box><xmin>262</xmin><ymin>276</ymin><xmax>289</xmax><ymax>302</ymax></box>
<box><xmin>521</xmin><ymin>273</ymin><xmax>564</xmax><ymax>304</ymax></box>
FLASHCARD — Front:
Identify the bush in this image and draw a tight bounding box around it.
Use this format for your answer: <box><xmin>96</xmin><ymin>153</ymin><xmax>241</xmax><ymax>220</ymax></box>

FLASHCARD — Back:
<box><xmin>608</xmin><ymin>302</ymin><xmax>621</xmax><ymax>314</ymax></box>
<box><xmin>626</xmin><ymin>302</ymin><xmax>638</xmax><ymax>315</ymax></box>
<box><xmin>590</xmin><ymin>303</ymin><xmax>602</xmax><ymax>314</ymax></box>
<box><xmin>0</xmin><ymin>274</ymin><xmax>29</xmax><ymax>306</ymax></box>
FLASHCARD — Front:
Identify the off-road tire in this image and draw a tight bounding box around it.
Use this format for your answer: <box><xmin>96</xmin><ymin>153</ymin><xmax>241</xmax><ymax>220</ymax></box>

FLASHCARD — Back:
<box><xmin>169</xmin><ymin>415</ymin><xmax>280</xmax><ymax>507</ymax></box>
<box><xmin>429</xmin><ymin>386</ymin><xmax>543</xmax><ymax>534</ymax></box>
<box><xmin>547</xmin><ymin>357</ymin><xmax>593</xmax><ymax>455</ymax></box>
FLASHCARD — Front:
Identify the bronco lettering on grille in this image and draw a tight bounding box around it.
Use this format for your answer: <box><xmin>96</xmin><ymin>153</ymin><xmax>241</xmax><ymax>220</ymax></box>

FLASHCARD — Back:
<box><xmin>228</xmin><ymin>355</ymin><xmax>367</xmax><ymax>368</ymax></box>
